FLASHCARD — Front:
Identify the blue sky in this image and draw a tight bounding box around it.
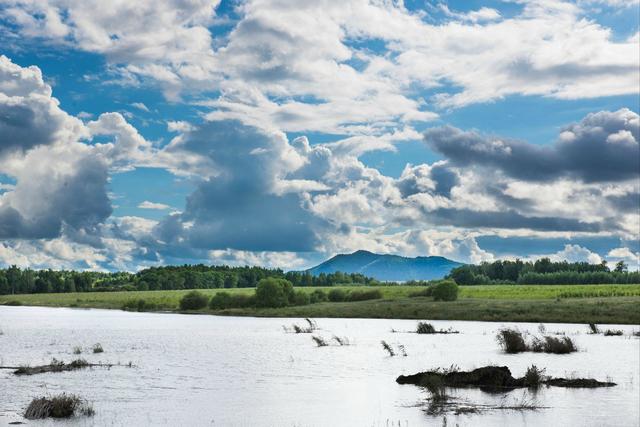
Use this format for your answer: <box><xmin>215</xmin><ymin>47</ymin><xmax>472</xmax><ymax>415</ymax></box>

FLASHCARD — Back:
<box><xmin>0</xmin><ymin>0</ymin><xmax>638</xmax><ymax>271</ymax></box>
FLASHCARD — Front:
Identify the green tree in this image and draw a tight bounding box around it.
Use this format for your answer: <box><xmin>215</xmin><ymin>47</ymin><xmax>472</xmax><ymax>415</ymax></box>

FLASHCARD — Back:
<box><xmin>614</xmin><ymin>261</ymin><xmax>628</xmax><ymax>273</ymax></box>
<box><xmin>255</xmin><ymin>278</ymin><xmax>294</xmax><ymax>308</ymax></box>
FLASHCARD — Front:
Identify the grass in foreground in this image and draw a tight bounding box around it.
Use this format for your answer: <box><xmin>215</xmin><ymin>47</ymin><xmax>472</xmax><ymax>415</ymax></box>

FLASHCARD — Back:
<box><xmin>1</xmin><ymin>285</ymin><xmax>640</xmax><ymax>324</ymax></box>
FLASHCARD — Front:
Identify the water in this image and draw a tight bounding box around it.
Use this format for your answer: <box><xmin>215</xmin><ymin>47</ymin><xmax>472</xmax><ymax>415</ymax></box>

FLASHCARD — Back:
<box><xmin>0</xmin><ymin>306</ymin><xmax>638</xmax><ymax>426</ymax></box>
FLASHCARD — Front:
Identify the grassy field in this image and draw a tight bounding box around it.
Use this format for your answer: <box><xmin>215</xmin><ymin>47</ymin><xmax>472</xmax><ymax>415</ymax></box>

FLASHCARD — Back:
<box><xmin>1</xmin><ymin>284</ymin><xmax>639</xmax><ymax>324</ymax></box>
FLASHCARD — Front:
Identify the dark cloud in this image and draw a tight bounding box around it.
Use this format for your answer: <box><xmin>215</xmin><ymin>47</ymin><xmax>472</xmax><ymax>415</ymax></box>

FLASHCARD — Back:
<box><xmin>424</xmin><ymin>109</ymin><xmax>639</xmax><ymax>182</ymax></box>
<box><xmin>427</xmin><ymin>208</ymin><xmax>604</xmax><ymax>232</ymax></box>
<box><xmin>0</xmin><ymin>153</ymin><xmax>111</xmax><ymax>239</ymax></box>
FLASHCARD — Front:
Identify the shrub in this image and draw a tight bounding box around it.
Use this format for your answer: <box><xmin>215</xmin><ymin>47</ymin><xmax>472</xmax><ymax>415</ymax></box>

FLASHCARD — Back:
<box><xmin>604</xmin><ymin>329</ymin><xmax>623</xmax><ymax>336</ymax></box>
<box><xmin>292</xmin><ymin>290</ymin><xmax>310</xmax><ymax>306</ymax></box>
<box><xmin>209</xmin><ymin>292</ymin><xmax>255</xmax><ymax>309</ymax></box>
<box><xmin>409</xmin><ymin>287</ymin><xmax>433</xmax><ymax>297</ymax></box>
<box><xmin>416</xmin><ymin>322</ymin><xmax>437</xmax><ymax>334</ymax></box>
<box><xmin>432</xmin><ymin>280</ymin><xmax>458</xmax><ymax>301</ymax></box>
<box><xmin>179</xmin><ymin>290</ymin><xmax>209</xmax><ymax>310</ymax></box>
<box><xmin>309</xmin><ymin>289</ymin><xmax>328</xmax><ymax>304</ymax></box>
<box><xmin>347</xmin><ymin>289</ymin><xmax>382</xmax><ymax>301</ymax></box>
<box><xmin>496</xmin><ymin>328</ymin><xmax>528</xmax><ymax>354</ymax></box>
<box><xmin>255</xmin><ymin>278</ymin><xmax>294</xmax><ymax>308</ymax></box>
<box><xmin>209</xmin><ymin>292</ymin><xmax>232</xmax><ymax>309</ymax></box>
<box><xmin>328</xmin><ymin>288</ymin><xmax>347</xmax><ymax>302</ymax></box>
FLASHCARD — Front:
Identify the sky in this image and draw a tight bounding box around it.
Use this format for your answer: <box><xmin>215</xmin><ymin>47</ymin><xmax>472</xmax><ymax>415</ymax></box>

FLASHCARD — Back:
<box><xmin>0</xmin><ymin>0</ymin><xmax>638</xmax><ymax>271</ymax></box>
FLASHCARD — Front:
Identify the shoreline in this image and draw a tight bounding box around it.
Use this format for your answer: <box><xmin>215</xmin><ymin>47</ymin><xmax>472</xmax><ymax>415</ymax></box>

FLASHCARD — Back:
<box><xmin>2</xmin><ymin>292</ymin><xmax>640</xmax><ymax>325</ymax></box>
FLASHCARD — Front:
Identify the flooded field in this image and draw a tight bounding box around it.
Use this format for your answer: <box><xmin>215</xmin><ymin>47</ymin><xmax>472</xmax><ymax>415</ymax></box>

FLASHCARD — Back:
<box><xmin>0</xmin><ymin>306</ymin><xmax>638</xmax><ymax>426</ymax></box>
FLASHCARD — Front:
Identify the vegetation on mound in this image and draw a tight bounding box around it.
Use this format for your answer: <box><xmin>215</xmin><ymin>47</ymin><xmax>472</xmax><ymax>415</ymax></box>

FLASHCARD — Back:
<box><xmin>24</xmin><ymin>394</ymin><xmax>94</xmax><ymax>419</ymax></box>
<box><xmin>396</xmin><ymin>365</ymin><xmax>615</xmax><ymax>391</ymax></box>
<box><xmin>14</xmin><ymin>358</ymin><xmax>91</xmax><ymax>375</ymax></box>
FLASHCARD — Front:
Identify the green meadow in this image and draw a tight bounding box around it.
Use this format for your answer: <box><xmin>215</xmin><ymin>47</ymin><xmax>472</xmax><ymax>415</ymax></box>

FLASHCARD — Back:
<box><xmin>2</xmin><ymin>284</ymin><xmax>639</xmax><ymax>324</ymax></box>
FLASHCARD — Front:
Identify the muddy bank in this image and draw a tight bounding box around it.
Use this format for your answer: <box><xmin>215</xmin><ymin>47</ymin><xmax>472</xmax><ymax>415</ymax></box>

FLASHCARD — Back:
<box><xmin>397</xmin><ymin>366</ymin><xmax>615</xmax><ymax>391</ymax></box>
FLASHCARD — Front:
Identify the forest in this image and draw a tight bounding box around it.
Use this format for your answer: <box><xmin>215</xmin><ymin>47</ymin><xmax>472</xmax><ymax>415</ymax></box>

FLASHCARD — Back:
<box><xmin>0</xmin><ymin>264</ymin><xmax>377</xmax><ymax>295</ymax></box>
<box><xmin>0</xmin><ymin>258</ymin><xmax>638</xmax><ymax>295</ymax></box>
<box><xmin>447</xmin><ymin>258</ymin><xmax>639</xmax><ymax>285</ymax></box>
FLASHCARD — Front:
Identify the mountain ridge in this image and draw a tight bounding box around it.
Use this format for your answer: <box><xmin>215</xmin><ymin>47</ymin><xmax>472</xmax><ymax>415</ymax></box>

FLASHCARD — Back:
<box><xmin>306</xmin><ymin>250</ymin><xmax>464</xmax><ymax>281</ymax></box>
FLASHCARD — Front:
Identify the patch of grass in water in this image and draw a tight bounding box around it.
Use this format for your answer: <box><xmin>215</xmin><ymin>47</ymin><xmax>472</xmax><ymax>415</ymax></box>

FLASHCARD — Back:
<box><xmin>24</xmin><ymin>394</ymin><xmax>94</xmax><ymax>419</ymax></box>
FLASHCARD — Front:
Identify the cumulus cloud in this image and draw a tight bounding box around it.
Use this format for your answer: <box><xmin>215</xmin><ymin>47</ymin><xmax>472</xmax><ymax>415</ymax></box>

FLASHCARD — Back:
<box><xmin>424</xmin><ymin>109</ymin><xmax>640</xmax><ymax>183</ymax></box>
<box><xmin>0</xmin><ymin>56</ymin><xmax>153</xmax><ymax>245</ymax></box>
<box><xmin>549</xmin><ymin>244</ymin><xmax>603</xmax><ymax>264</ymax></box>
<box><xmin>152</xmin><ymin>119</ymin><xmax>330</xmax><ymax>252</ymax></box>
<box><xmin>0</xmin><ymin>55</ymin><xmax>86</xmax><ymax>157</ymax></box>
<box><xmin>1</xmin><ymin>0</ymin><xmax>222</xmax><ymax>99</ymax></box>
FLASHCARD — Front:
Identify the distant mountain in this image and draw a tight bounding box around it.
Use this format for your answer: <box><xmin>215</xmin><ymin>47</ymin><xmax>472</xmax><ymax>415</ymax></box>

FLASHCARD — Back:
<box><xmin>306</xmin><ymin>250</ymin><xmax>464</xmax><ymax>282</ymax></box>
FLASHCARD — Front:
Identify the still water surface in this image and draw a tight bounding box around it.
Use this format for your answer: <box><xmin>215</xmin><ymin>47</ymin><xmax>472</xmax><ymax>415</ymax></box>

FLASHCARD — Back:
<box><xmin>0</xmin><ymin>306</ymin><xmax>638</xmax><ymax>426</ymax></box>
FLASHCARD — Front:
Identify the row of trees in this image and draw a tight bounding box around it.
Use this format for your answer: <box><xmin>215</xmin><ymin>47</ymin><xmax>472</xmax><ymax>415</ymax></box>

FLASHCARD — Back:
<box><xmin>0</xmin><ymin>264</ymin><xmax>377</xmax><ymax>295</ymax></box>
<box><xmin>447</xmin><ymin>258</ymin><xmax>638</xmax><ymax>285</ymax></box>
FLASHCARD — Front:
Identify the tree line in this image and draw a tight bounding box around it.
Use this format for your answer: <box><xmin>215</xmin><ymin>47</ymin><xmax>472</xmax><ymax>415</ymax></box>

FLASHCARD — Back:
<box><xmin>0</xmin><ymin>264</ymin><xmax>378</xmax><ymax>295</ymax></box>
<box><xmin>447</xmin><ymin>258</ymin><xmax>639</xmax><ymax>285</ymax></box>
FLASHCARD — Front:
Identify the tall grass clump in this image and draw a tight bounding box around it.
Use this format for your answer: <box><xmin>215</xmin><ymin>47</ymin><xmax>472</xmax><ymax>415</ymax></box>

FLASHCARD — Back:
<box><xmin>290</xmin><ymin>318</ymin><xmax>317</xmax><ymax>333</ymax></box>
<box><xmin>179</xmin><ymin>291</ymin><xmax>209</xmax><ymax>310</ymax></box>
<box><xmin>604</xmin><ymin>329</ymin><xmax>623</xmax><ymax>336</ymax></box>
<box><xmin>531</xmin><ymin>336</ymin><xmax>577</xmax><ymax>354</ymax></box>
<box><xmin>332</xmin><ymin>336</ymin><xmax>351</xmax><ymax>346</ymax></box>
<box><xmin>381</xmin><ymin>340</ymin><xmax>395</xmax><ymax>356</ymax></box>
<box><xmin>588</xmin><ymin>323</ymin><xmax>600</xmax><ymax>334</ymax></box>
<box><xmin>92</xmin><ymin>343</ymin><xmax>104</xmax><ymax>354</ymax></box>
<box><xmin>311</xmin><ymin>336</ymin><xmax>328</xmax><ymax>347</ymax></box>
<box><xmin>416</xmin><ymin>322</ymin><xmax>437</xmax><ymax>334</ymax></box>
<box><xmin>24</xmin><ymin>394</ymin><xmax>94</xmax><ymax>419</ymax></box>
<box><xmin>523</xmin><ymin>365</ymin><xmax>546</xmax><ymax>388</ymax></box>
<box><xmin>496</xmin><ymin>328</ymin><xmax>528</xmax><ymax>354</ymax></box>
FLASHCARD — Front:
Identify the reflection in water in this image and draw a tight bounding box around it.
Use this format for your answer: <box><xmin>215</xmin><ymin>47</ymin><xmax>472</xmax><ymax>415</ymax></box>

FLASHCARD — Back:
<box><xmin>0</xmin><ymin>306</ymin><xmax>638</xmax><ymax>426</ymax></box>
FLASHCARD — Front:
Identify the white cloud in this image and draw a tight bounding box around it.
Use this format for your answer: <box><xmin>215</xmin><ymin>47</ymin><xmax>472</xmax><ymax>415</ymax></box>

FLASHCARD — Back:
<box><xmin>131</xmin><ymin>102</ymin><xmax>150</xmax><ymax>112</ymax></box>
<box><xmin>607</xmin><ymin>247</ymin><xmax>640</xmax><ymax>270</ymax></box>
<box><xmin>138</xmin><ymin>201</ymin><xmax>171</xmax><ymax>210</ymax></box>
